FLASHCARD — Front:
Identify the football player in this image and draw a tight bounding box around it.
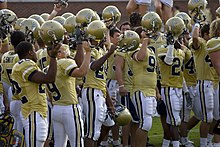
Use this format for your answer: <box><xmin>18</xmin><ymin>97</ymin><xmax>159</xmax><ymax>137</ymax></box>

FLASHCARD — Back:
<box><xmin>11</xmin><ymin>41</ymin><xmax>61</xmax><ymax>147</ymax></box>
<box><xmin>189</xmin><ymin>22</ymin><xmax>216</xmax><ymax>147</ymax></box>
<box><xmin>206</xmin><ymin>18</ymin><xmax>220</xmax><ymax>147</ymax></box>
<box><xmin>46</xmin><ymin>42</ymin><xmax>91</xmax><ymax>147</ymax></box>
<box><xmin>81</xmin><ymin>20</ymin><xmax>115</xmax><ymax>147</ymax></box>
<box><xmin>100</xmin><ymin>27</ymin><xmax>122</xmax><ymax>147</ymax></box>
<box><xmin>2</xmin><ymin>31</ymin><xmax>25</xmax><ymax>133</ymax></box>
<box><xmin>157</xmin><ymin>17</ymin><xmax>186</xmax><ymax>147</ymax></box>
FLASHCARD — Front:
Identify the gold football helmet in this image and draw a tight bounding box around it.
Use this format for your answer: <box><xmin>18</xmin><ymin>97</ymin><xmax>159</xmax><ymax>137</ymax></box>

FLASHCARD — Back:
<box><xmin>76</xmin><ymin>8</ymin><xmax>96</xmax><ymax>27</ymax></box>
<box><xmin>114</xmin><ymin>104</ymin><xmax>132</xmax><ymax>126</ymax></box>
<box><xmin>86</xmin><ymin>20</ymin><xmax>107</xmax><ymax>40</ymax></box>
<box><xmin>64</xmin><ymin>15</ymin><xmax>76</xmax><ymax>33</ymax></box>
<box><xmin>40</xmin><ymin>13</ymin><xmax>50</xmax><ymax>21</ymax></box>
<box><xmin>20</xmin><ymin>18</ymin><xmax>41</xmax><ymax>40</ymax></box>
<box><xmin>216</xmin><ymin>7</ymin><xmax>220</xmax><ymax>19</ymax></box>
<box><xmin>13</xmin><ymin>18</ymin><xmax>25</xmax><ymax>30</ymax></box>
<box><xmin>102</xmin><ymin>5</ymin><xmax>121</xmax><ymax>28</ymax></box>
<box><xmin>188</xmin><ymin>0</ymin><xmax>207</xmax><ymax>12</ymax></box>
<box><xmin>29</xmin><ymin>14</ymin><xmax>45</xmax><ymax>26</ymax></box>
<box><xmin>165</xmin><ymin>17</ymin><xmax>186</xmax><ymax>39</ymax></box>
<box><xmin>0</xmin><ymin>9</ymin><xmax>17</xmax><ymax>26</ymax></box>
<box><xmin>118</xmin><ymin>30</ymin><xmax>140</xmax><ymax>52</ymax></box>
<box><xmin>207</xmin><ymin>37</ymin><xmax>220</xmax><ymax>53</ymax></box>
<box><xmin>52</xmin><ymin>16</ymin><xmax>66</xmax><ymax>25</ymax></box>
<box><xmin>175</xmin><ymin>12</ymin><xmax>192</xmax><ymax>32</ymax></box>
<box><xmin>141</xmin><ymin>11</ymin><xmax>162</xmax><ymax>35</ymax></box>
<box><xmin>61</xmin><ymin>12</ymin><xmax>74</xmax><ymax>19</ymax></box>
<box><xmin>40</xmin><ymin>20</ymin><xmax>65</xmax><ymax>46</ymax></box>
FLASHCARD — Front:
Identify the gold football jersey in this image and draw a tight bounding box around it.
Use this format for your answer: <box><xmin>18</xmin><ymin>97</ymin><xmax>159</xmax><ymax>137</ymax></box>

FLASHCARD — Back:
<box><xmin>183</xmin><ymin>46</ymin><xmax>197</xmax><ymax>86</ymax></box>
<box><xmin>1</xmin><ymin>50</ymin><xmax>19</xmax><ymax>86</ymax></box>
<box><xmin>131</xmin><ymin>47</ymin><xmax>157</xmax><ymax>97</ymax></box>
<box><xmin>46</xmin><ymin>59</ymin><xmax>78</xmax><ymax>105</ymax></box>
<box><xmin>189</xmin><ymin>37</ymin><xmax>216</xmax><ymax>81</ymax></box>
<box><xmin>0</xmin><ymin>64</ymin><xmax>3</xmax><ymax>93</ymax></box>
<box><xmin>107</xmin><ymin>51</ymin><xmax>117</xmax><ymax>80</ymax></box>
<box><xmin>158</xmin><ymin>47</ymin><xmax>185</xmax><ymax>88</ymax></box>
<box><xmin>115</xmin><ymin>51</ymin><xmax>134</xmax><ymax>92</ymax></box>
<box><xmin>11</xmin><ymin>59</ymin><xmax>47</xmax><ymax>119</ymax></box>
<box><xmin>83</xmin><ymin>48</ymin><xmax>107</xmax><ymax>95</ymax></box>
<box><xmin>37</xmin><ymin>48</ymin><xmax>50</xmax><ymax>70</ymax></box>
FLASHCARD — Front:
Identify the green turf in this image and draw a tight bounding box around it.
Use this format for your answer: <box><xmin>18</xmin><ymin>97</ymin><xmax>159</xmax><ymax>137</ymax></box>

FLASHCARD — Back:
<box><xmin>148</xmin><ymin>115</ymin><xmax>200</xmax><ymax>147</ymax></box>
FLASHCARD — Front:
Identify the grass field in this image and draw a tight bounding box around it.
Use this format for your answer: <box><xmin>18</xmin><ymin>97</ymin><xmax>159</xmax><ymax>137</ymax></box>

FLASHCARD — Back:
<box><xmin>148</xmin><ymin>115</ymin><xmax>200</xmax><ymax>147</ymax></box>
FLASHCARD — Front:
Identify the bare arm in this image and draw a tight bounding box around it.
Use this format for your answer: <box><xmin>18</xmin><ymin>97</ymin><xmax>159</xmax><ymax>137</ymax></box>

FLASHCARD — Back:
<box><xmin>48</xmin><ymin>4</ymin><xmax>63</xmax><ymax>20</ymax></box>
<box><xmin>29</xmin><ymin>44</ymin><xmax>61</xmax><ymax>84</ymax></box>
<box><xmin>192</xmin><ymin>24</ymin><xmax>200</xmax><ymax>50</ymax></box>
<box><xmin>133</xmin><ymin>38</ymin><xmax>149</xmax><ymax>61</ymax></box>
<box><xmin>74</xmin><ymin>44</ymin><xmax>84</xmax><ymax>66</ymax></box>
<box><xmin>90</xmin><ymin>44</ymin><xmax>116</xmax><ymax>71</ymax></box>
<box><xmin>71</xmin><ymin>42</ymin><xmax>91</xmax><ymax>77</ymax></box>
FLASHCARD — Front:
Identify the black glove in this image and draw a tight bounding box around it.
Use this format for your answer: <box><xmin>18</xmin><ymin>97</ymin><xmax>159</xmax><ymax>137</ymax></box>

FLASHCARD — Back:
<box><xmin>165</xmin><ymin>33</ymin><xmax>175</xmax><ymax>45</ymax></box>
<box><xmin>74</xmin><ymin>27</ymin><xmax>84</xmax><ymax>44</ymax></box>
<box><xmin>56</xmin><ymin>0</ymin><xmax>68</xmax><ymax>8</ymax></box>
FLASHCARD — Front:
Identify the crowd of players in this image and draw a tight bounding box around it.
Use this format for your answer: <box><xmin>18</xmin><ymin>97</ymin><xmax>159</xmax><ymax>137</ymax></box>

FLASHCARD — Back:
<box><xmin>1</xmin><ymin>0</ymin><xmax>220</xmax><ymax>147</ymax></box>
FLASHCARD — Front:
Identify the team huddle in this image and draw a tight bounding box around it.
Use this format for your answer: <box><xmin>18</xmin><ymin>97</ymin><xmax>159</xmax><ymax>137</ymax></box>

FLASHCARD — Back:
<box><xmin>0</xmin><ymin>0</ymin><xmax>220</xmax><ymax>147</ymax></box>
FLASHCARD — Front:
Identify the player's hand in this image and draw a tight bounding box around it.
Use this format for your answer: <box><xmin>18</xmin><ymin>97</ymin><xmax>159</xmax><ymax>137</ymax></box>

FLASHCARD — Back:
<box><xmin>165</xmin><ymin>33</ymin><xmax>175</xmax><ymax>45</ymax></box>
<box><xmin>119</xmin><ymin>86</ymin><xmax>128</xmax><ymax>96</ymax></box>
<box><xmin>47</xmin><ymin>43</ymin><xmax>62</xmax><ymax>58</ymax></box>
<box><xmin>108</xmin><ymin>44</ymin><xmax>117</xmax><ymax>54</ymax></box>
<box><xmin>82</xmin><ymin>41</ymin><xmax>91</xmax><ymax>52</ymax></box>
<box><xmin>108</xmin><ymin>106</ymin><xmax>116</xmax><ymax>118</ymax></box>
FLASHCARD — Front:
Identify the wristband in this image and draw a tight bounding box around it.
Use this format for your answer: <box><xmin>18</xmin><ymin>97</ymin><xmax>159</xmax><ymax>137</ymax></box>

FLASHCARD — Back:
<box><xmin>119</xmin><ymin>85</ymin><xmax>124</xmax><ymax>88</ymax></box>
<box><xmin>194</xmin><ymin>23</ymin><xmax>200</xmax><ymax>29</ymax></box>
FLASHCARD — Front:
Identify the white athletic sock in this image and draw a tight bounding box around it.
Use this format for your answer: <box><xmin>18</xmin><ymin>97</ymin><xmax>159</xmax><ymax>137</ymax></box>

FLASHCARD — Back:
<box><xmin>207</xmin><ymin>133</ymin><xmax>214</xmax><ymax>143</ymax></box>
<box><xmin>180</xmin><ymin>137</ymin><xmax>188</xmax><ymax>145</ymax></box>
<box><xmin>113</xmin><ymin>140</ymin><xmax>121</xmax><ymax>146</ymax></box>
<box><xmin>200</xmin><ymin>138</ymin><xmax>208</xmax><ymax>147</ymax></box>
<box><xmin>162</xmin><ymin>139</ymin><xmax>170</xmax><ymax>147</ymax></box>
<box><xmin>213</xmin><ymin>142</ymin><xmax>220</xmax><ymax>147</ymax></box>
<box><xmin>172</xmin><ymin>141</ymin><xmax>180</xmax><ymax>147</ymax></box>
<box><xmin>100</xmin><ymin>141</ymin><xmax>108</xmax><ymax>146</ymax></box>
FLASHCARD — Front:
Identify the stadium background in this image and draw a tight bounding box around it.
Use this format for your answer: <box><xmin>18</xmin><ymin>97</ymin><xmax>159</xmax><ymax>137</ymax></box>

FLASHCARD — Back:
<box><xmin>7</xmin><ymin>0</ymin><xmax>220</xmax><ymax>26</ymax></box>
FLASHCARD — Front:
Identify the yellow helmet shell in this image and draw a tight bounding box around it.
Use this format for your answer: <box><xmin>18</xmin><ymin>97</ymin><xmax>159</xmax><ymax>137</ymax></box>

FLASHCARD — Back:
<box><xmin>86</xmin><ymin>20</ymin><xmax>107</xmax><ymax>40</ymax></box>
<box><xmin>119</xmin><ymin>30</ymin><xmax>140</xmax><ymax>52</ymax></box>
<box><xmin>62</xmin><ymin>12</ymin><xmax>74</xmax><ymax>19</ymax></box>
<box><xmin>40</xmin><ymin>20</ymin><xmax>65</xmax><ymax>46</ymax></box>
<box><xmin>64</xmin><ymin>15</ymin><xmax>76</xmax><ymax>33</ymax></box>
<box><xmin>20</xmin><ymin>18</ymin><xmax>41</xmax><ymax>39</ymax></box>
<box><xmin>114</xmin><ymin>104</ymin><xmax>132</xmax><ymax>126</ymax></box>
<box><xmin>52</xmin><ymin>16</ymin><xmax>66</xmax><ymax>26</ymax></box>
<box><xmin>188</xmin><ymin>0</ymin><xmax>207</xmax><ymax>12</ymax></box>
<box><xmin>14</xmin><ymin>18</ymin><xmax>25</xmax><ymax>30</ymax></box>
<box><xmin>165</xmin><ymin>17</ymin><xmax>186</xmax><ymax>38</ymax></box>
<box><xmin>102</xmin><ymin>5</ymin><xmax>121</xmax><ymax>27</ymax></box>
<box><xmin>141</xmin><ymin>11</ymin><xmax>162</xmax><ymax>34</ymax></box>
<box><xmin>175</xmin><ymin>12</ymin><xmax>192</xmax><ymax>32</ymax></box>
<box><xmin>0</xmin><ymin>9</ymin><xmax>17</xmax><ymax>25</ymax></box>
<box><xmin>40</xmin><ymin>13</ymin><xmax>50</xmax><ymax>21</ymax></box>
<box><xmin>76</xmin><ymin>8</ymin><xmax>96</xmax><ymax>26</ymax></box>
<box><xmin>29</xmin><ymin>14</ymin><xmax>45</xmax><ymax>26</ymax></box>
